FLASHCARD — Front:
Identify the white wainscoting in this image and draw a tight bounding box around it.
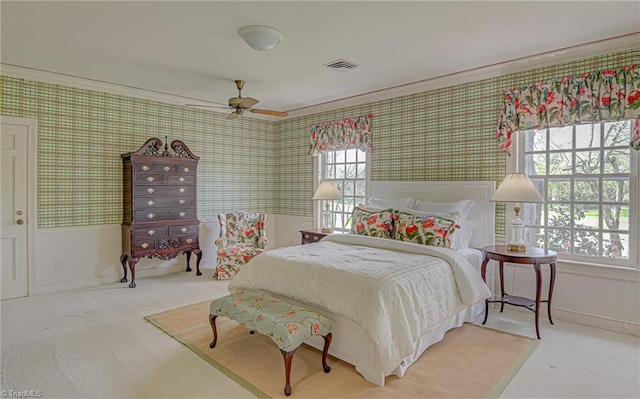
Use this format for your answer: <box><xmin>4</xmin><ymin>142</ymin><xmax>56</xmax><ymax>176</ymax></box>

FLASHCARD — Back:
<box><xmin>30</xmin><ymin>214</ymin><xmax>639</xmax><ymax>337</ymax></box>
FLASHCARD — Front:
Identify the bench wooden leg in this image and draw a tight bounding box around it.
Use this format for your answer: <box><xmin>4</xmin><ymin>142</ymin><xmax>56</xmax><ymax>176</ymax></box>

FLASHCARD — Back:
<box><xmin>209</xmin><ymin>315</ymin><xmax>218</xmax><ymax>348</ymax></box>
<box><xmin>280</xmin><ymin>348</ymin><xmax>297</xmax><ymax>396</ymax></box>
<box><xmin>322</xmin><ymin>333</ymin><xmax>332</xmax><ymax>373</ymax></box>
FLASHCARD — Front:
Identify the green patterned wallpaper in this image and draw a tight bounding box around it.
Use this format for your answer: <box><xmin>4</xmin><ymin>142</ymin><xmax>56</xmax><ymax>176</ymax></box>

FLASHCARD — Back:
<box><xmin>1</xmin><ymin>48</ymin><xmax>637</xmax><ymax>233</ymax></box>
<box><xmin>0</xmin><ymin>79</ymin><xmax>277</xmax><ymax>228</ymax></box>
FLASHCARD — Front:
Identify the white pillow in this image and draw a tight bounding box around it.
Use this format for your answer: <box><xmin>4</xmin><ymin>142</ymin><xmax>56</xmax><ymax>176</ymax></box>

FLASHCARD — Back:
<box><xmin>368</xmin><ymin>197</ymin><xmax>416</xmax><ymax>209</ymax></box>
<box><xmin>411</xmin><ymin>199</ymin><xmax>475</xmax><ymax>248</ymax></box>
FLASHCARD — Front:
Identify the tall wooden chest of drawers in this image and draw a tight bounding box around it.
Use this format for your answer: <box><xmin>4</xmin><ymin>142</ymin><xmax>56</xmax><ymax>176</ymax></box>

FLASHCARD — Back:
<box><xmin>120</xmin><ymin>137</ymin><xmax>202</xmax><ymax>288</ymax></box>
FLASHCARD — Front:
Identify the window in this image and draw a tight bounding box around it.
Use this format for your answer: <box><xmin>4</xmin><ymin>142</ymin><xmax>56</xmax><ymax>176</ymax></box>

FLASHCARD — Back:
<box><xmin>520</xmin><ymin>120</ymin><xmax>638</xmax><ymax>267</ymax></box>
<box><xmin>319</xmin><ymin>149</ymin><xmax>368</xmax><ymax>233</ymax></box>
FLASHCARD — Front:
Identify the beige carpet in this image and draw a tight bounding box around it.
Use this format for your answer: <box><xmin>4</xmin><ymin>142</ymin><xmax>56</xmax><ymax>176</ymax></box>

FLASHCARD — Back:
<box><xmin>145</xmin><ymin>301</ymin><xmax>538</xmax><ymax>399</ymax></box>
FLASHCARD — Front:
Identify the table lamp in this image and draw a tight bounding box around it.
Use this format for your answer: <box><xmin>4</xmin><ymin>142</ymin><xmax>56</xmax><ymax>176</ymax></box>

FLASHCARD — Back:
<box><xmin>491</xmin><ymin>173</ymin><xmax>544</xmax><ymax>252</ymax></box>
<box><xmin>312</xmin><ymin>181</ymin><xmax>342</xmax><ymax>233</ymax></box>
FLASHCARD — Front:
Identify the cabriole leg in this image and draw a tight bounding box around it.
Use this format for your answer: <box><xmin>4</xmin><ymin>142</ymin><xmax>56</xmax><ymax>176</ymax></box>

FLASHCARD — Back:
<box><xmin>280</xmin><ymin>348</ymin><xmax>297</xmax><ymax>396</ymax></box>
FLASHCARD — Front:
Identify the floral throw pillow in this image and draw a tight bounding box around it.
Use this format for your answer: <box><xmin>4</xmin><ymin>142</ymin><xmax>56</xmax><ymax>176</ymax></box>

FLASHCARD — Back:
<box><xmin>395</xmin><ymin>211</ymin><xmax>461</xmax><ymax>249</ymax></box>
<box><xmin>350</xmin><ymin>206</ymin><xmax>396</xmax><ymax>239</ymax></box>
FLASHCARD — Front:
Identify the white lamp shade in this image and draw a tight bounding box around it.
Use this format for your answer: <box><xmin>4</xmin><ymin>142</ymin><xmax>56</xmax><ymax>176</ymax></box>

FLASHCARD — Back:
<box><xmin>312</xmin><ymin>181</ymin><xmax>342</xmax><ymax>201</ymax></box>
<box><xmin>491</xmin><ymin>173</ymin><xmax>544</xmax><ymax>203</ymax></box>
<box><xmin>238</xmin><ymin>25</ymin><xmax>282</xmax><ymax>51</ymax></box>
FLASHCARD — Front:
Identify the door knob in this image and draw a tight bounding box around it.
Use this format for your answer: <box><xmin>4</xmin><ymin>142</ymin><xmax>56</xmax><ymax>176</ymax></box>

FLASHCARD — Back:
<box><xmin>16</xmin><ymin>219</ymin><xmax>24</xmax><ymax>225</ymax></box>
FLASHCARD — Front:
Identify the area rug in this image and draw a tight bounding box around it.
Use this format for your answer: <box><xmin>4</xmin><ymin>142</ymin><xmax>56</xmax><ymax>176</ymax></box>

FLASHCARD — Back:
<box><xmin>145</xmin><ymin>301</ymin><xmax>538</xmax><ymax>399</ymax></box>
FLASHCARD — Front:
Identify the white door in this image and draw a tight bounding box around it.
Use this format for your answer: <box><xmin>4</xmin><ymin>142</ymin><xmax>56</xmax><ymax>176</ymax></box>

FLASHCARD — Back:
<box><xmin>1</xmin><ymin>117</ymin><xmax>31</xmax><ymax>299</ymax></box>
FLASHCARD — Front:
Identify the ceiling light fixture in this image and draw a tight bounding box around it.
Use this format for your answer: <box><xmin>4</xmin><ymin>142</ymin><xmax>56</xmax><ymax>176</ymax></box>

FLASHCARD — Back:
<box><xmin>238</xmin><ymin>25</ymin><xmax>283</xmax><ymax>51</ymax></box>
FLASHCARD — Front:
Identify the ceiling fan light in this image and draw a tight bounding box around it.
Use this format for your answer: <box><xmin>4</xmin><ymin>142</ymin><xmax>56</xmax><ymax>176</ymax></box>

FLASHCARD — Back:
<box><xmin>238</xmin><ymin>25</ymin><xmax>282</xmax><ymax>51</ymax></box>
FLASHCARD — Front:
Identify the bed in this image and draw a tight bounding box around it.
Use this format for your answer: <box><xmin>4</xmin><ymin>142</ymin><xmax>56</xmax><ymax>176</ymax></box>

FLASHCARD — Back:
<box><xmin>228</xmin><ymin>181</ymin><xmax>496</xmax><ymax>387</ymax></box>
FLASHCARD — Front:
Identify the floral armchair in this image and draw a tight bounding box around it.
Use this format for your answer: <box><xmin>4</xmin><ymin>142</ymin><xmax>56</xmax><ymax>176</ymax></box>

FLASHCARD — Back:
<box><xmin>214</xmin><ymin>211</ymin><xmax>268</xmax><ymax>280</ymax></box>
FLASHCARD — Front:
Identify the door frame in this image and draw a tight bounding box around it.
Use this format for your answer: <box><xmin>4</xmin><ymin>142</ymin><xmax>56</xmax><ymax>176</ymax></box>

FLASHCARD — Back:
<box><xmin>1</xmin><ymin>115</ymin><xmax>37</xmax><ymax>296</ymax></box>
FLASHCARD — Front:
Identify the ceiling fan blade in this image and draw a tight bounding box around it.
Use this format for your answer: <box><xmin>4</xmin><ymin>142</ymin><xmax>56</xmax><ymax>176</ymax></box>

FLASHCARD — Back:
<box><xmin>238</xmin><ymin>97</ymin><xmax>259</xmax><ymax>108</ymax></box>
<box><xmin>185</xmin><ymin>104</ymin><xmax>230</xmax><ymax>110</ymax></box>
<box><xmin>226</xmin><ymin>111</ymin><xmax>240</xmax><ymax>120</ymax></box>
<box><xmin>250</xmin><ymin>109</ymin><xmax>289</xmax><ymax>117</ymax></box>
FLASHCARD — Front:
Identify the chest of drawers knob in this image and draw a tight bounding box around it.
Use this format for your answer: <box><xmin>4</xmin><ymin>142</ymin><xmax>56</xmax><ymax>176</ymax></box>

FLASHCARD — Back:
<box><xmin>147</xmin><ymin>213</ymin><xmax>155</xmax><ymax>219</ymax></box>
<box><xmin>147</xmin><ymin>188</ymin><xmax>155</xmax><ymax>194</ymax></box>
<box><xmin>147</xmin><ymin>200</ymin><xmax>155</xmax><ymax>206</ymax></box>
<box><xmin>148</xmin><ymin>229</ymin><xmax>155</xmax><ymax>236</ymax></box>
<box><xmin>179</xmin><ymin>199</ymin><xmax>186</xmax><ymax>205</ymax></box>
<box><xmin>163</xmin><ymin>166</ymin><xmax>171</xmax><ymax>172</ymax></box>
<box><xmin>181</xmin><ymin>227</ymin><xmax>188</xmax><ymax>233</ymax></box>
<box><xmin>147</xmin><ymin>176</ymin><xmax>155</xmax><ymax>182</ymax></box>
<box><xmin>142</xmin><ymin>165</ymin><xmax>150</xmax><ymax>172</ymax></box>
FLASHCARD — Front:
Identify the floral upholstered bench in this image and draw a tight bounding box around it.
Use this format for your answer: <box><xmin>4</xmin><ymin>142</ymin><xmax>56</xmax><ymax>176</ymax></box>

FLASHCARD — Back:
<box><xmin>209</xmin><ymin>290</ymin><xmax>332</xmax><ymax>396</ymax></box>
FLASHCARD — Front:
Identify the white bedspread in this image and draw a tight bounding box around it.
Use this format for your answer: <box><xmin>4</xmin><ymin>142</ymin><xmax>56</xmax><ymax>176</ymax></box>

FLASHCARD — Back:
<box><xmin>228</xmin><ymin>234</ymin><xmax>491</xmax><ymax>375</ymax></box>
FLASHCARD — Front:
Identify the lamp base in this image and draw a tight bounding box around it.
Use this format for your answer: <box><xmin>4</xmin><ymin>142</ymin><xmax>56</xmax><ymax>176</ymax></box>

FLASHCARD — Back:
<box><xmin>321</xmin><ymin>227</ymin><xmax>333</xmax><ymax>234</ymax></box>
<box><xmin>506</xmin><ymin>243</ymin><xmax>527</xmax><ymax>252</ymax></box>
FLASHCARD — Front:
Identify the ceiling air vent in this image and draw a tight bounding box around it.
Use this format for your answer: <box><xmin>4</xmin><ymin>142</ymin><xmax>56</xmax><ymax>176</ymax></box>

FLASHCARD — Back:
<box><xmin>322</xmin><ymin>59</ymin><xmax>360</xmax><ymax>72</ymax></box>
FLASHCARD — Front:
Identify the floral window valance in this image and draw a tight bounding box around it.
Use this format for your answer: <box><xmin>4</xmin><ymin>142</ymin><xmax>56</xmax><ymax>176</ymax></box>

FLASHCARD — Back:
<box><xmin>308</xmin><ymin>113</ymin><xmax>373</xmax><ymax>155</ymax></box>
<box><xmin>495</xmin><ymin>64</ymin><xmax>640</xmax><ymax>155</ymax></box>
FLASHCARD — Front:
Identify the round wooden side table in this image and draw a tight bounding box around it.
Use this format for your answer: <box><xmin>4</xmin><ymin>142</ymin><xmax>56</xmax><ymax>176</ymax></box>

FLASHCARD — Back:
<box><xmin>480</xmin><ymin>245</ymin><xmax>558</xmax><ymax>339</ymax></box>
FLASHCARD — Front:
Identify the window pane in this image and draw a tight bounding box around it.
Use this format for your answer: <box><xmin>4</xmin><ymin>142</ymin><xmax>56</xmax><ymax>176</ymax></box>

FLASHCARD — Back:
<box><xmin>525</xmin><ymin>129</ymin><xmax>546</xmax><ymax>152</ymax></box>
<box><xmin>548</xmin><ymin>179</ymin><xmax>571</xmax><ymax>202</ymax></box>
<box><xmin>573</xmin><ymin>230</ymin><xmax>600</xmax><ymax>256</ymax></box>
<box><xmin>575</xmin><ymin>123</ymin><xmax>600</xmax><ymax>148</ymax></box>
<box><xmin>343</xmin><ymin>180</ymin><xmax>354</xmax><ymax>196</ymax></box>
<box><xmin>602</xmin><ymin>178</ymin><xmax>629</xmax><ymax>202</ymax></box>
<box><xmin>576</xmin><ymin>204</ymin><xmax>599</xmax><ymax>229</ymax></box>
<box><xmin>346</xmin><ymin>149</ymin><xmax>357</xmax><ymax>162</ymax></box>
<box><xmin>549</xmin><ymin>152</ymin><xmax>572</xmax><ymax>175</ymax></box>
<box><xmin>549</xmin><ymin>126</ymin><xmax>572</xmax><ymax>150</ymax></box>
<box><xmin>326</xmin><ymin>152</ymin><xmax>336</xmax><ymax>163</ymax></box>
<box><xmin>336</xmin><ymin>151</ymin><xmax>345</xmax><ymax>163</ymax></box>
<box><xmin>345</xmin><ymin>163</ymin><xmax>357</xmax><ymax>179</ymax></box>
<box><xmin>327</xmin><ymin>165</ymin><xmax>336</xmax><ymax>179</ymax></box>
<box><xmin>604</xmin><ymin>120</ymin><xmax>630</xmax><ymax>146</ymax></box>
<box><xmin>547</xmin><ymin>228</ymin><xmax>571</xmax><ymax>254</ymax></box>
<box><xmin>604</xmin><ymin>148</ymin><xmax>630</xmax><ymax>173</ymax></box>
<box><xmin>525</xmin><ymin>153</ymin><xmax>547</xmax><ymax>175</ymax></box>
<box><xmin>575</xmin><ymin>150</ymin><xmax>600</xmax><ymax>174</ymax></box>
<box><xmin>523</xmin><ymin>203</ymin><xmax>545</xmax><ymax>225</ymax></box>
<box><xmin>602</xmin><ymin>204</ymin><xmax>629</xmax><ymax>231</ymax></box>
<box><xmin>548</xmin><ymin>204</ymin><xmax>571</xmax><ymax>228</ymax></box>
<box><xmin>355</xmin><ymin>181</ymin><xmax>366</xmax><ymax>197</ymax></box>
<box><xmin>357</xmin><ymin>163</ymin><xmax>366</xmax><ymax>179</ymax></box>
<box><xmin>603</xmin><ymin>232</ymin><xmax>629</xmax><ymax>259</ymax></box>
<box><xmin>574</xmin><ymin>179</ymin><xmax>599</xmax><ymax>202</ymax></box>
<box><xmin>336</xmin><ymin>164</ymin><xmax>345</xmax><ymax>179</ymax></box>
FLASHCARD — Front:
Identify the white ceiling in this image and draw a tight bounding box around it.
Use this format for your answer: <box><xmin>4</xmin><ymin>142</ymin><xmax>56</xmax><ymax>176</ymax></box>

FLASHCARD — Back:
<box><xmin>2</xmin><ymin>1</ymin><xmax>639</xmax><ymax>116</ymax></box>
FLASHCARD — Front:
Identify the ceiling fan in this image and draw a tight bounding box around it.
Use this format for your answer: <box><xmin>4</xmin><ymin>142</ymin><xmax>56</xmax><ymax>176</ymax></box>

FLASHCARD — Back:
<box><xmin>186</xmin><ymin>80</ymin><xmax>288</xmax><ymax>120</ymax></box>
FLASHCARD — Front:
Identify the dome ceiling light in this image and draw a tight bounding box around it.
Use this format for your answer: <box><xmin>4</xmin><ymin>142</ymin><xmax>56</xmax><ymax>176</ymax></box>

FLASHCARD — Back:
<box><xmin>238</xmin><ymin>25</ymin><xmax>283</xmax><ymax>51</ymax></box>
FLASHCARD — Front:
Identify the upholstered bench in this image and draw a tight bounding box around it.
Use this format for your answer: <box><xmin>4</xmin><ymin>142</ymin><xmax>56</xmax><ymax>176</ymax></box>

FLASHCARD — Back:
<box><xmin>209</xmin><ymin>290</ymin><xmax>332</xmax><ymax>396</ymax></box>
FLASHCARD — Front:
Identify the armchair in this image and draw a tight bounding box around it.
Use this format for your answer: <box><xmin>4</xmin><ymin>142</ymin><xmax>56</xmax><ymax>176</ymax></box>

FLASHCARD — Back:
<box><xmin>214</xmin><ymin>211</ymin><xmax>268</xmax><ymax>280</ymax></box>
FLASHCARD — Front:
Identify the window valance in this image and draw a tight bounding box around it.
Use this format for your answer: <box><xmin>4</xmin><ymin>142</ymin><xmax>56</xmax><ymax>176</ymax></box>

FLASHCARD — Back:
<box><xmin>308</xmin><ymin>113</ymin><xmax>373</xmax><ymax>155</ymax></box>
<box><xmin>495</xmin><ymin>64</ymin><xmax>640</xmax><ymax>155</ymax></box>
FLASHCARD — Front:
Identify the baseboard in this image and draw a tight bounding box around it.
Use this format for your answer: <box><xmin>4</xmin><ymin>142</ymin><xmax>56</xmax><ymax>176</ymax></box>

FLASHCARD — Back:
<box><xmin>505</xmin><ymin>304</ymin><xmax>639</xmax><ymax>337</ymax></box>
<box><xmin>35</xmin><ymin>263</ymin><xmax>188</xmax><ymax>295</ymax></box>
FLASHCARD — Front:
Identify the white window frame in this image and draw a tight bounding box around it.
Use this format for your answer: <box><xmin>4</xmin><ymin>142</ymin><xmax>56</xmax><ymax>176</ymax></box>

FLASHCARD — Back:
<box><xmin>316</xmin><ymin>149</ymin><xmax>370</xmax><ymax>233</ymax></box>
<box><xmin>512</xmin><ymin>120</ymin><xmax>638</xmax><ymax>269</ymax></box>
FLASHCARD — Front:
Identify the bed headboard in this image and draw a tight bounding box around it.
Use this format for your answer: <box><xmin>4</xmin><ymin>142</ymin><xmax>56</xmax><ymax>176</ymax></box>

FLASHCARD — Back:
<box><xmin>369</xmin><ymin>181</ymin><xmax>496</xmax><ymax>249</ymax></box>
